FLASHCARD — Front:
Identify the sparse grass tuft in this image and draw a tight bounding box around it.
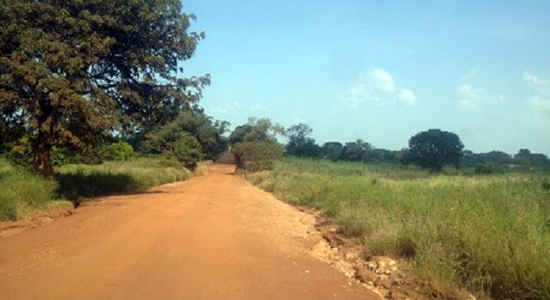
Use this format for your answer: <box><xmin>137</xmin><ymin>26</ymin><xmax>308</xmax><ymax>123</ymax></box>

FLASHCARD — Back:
<box><xmin>193</xmin><ymin>163</ymin><xmax>209</xmax><ymax>177</ymax></box>
<box><xmin>250</xmin><ymin>158</ymin><xmax>550</xmax><ymax>300</ymax></box>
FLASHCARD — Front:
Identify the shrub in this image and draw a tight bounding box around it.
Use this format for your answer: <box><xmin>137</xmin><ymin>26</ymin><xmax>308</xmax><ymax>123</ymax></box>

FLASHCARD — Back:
<box><xmin>71</xmin><ymin>147</ymin><xmax>104</xmax><ymax>165</ymax></box>
<box><xmin>173</xmin><ymin>134</ymin><xmax>203</xmax><ymax>169</ymax></box>
<box><xmin>193</xmin><ymin>164</ymin><xmax>209</xmax><ymax>176</ymax></box>
<box><xmin>231</xmin><ymin>142</ymin><xmax>284</xmax><ymax>172</ymax></box>
<box><xmin>102</xmin><ymin>141</ymin><xmax>135</xmax><ymax>161</ymax></box>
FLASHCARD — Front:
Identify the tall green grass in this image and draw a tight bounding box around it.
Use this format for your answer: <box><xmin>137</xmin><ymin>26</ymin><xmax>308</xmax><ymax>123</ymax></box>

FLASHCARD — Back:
<box><xmin>0</xmin><ymin>170</ymin><xmax>59</xmax><ymax>220</ymax></box>
<box><xmin>0</xmin><ymin>156</ymin><xmax>192</xmax><ymax>220</ymax></box>
<box><xmin>55</xmin><ymin>157</ymin><xmax>192</xmax><ymax>204</ymax></box>
<box><xmin>250</xmin><ymin>158</ymin><xmax>550</xmax><ymax>299</ymax></box>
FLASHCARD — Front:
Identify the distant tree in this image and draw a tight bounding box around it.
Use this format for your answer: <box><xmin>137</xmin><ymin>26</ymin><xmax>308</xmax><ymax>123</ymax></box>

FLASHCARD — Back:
<box><xmin>461</xmin><ymin>150</ymin><xmax>479</xmax><ymax>167</ymax></box>
<box><xmin>321</xmin><ymin>142</ymin><xmax>343</xmax><ymax>161</ymax></box>
<box><xmin>462</xmin><ymin>150</ymin><xmax>513</xmax><ymax>168</ymax></box>
<box><xmin>514</xmin><ymin>149</ymin><xmax>532</xmax><ymax>167</ymax></box>
<box><xmin>286</xmin><ymin>124</ymin><xmax>320</xmax><ymax>157</ymax></box>
<box><xmin>403</xmin><ymin>129</ymin><xmax>464</xmax><ymax>172</ymax></box>
<box><xmin>341</xmin><ymin>139</ymin><xmax>372</xmax><ymax>162</ymax></box>
<box><xmin>513</xmin><ymin>149</ymin><xmax>550</xmax><ymax>169</ymax></box>
<box><xmin>172</xmin><ymin>134</ymin><xmax>203</xmax><ymax>169</ymax></box>
<box><xmin>530</xmin><ymin>153</ymin><xmax>550</xmax><ymax>169</ymax></box>
<box><xmin>377</xmin><ymin>149</ymin><xmax>406</xmax><ymax>164</ymax></box>
<box><xmin>229</xmin><ymin>118</ymin><xmax>285</xmax><ymax>171</ymax></box>
<box><xmin>483</xmin><ymin>151</ymin><xmax>513</xmax><ymax>165</ymax></box>
<box><xmin>228</xmin><ymin>118</ymin><xmax>285</xmax><ymax>144</ymax></box>
<box><xmin>228</xmin><ymin>125</ymin><xmax>254</xmax><ymax>145</ymax></box>
<box><xmin>172</xmin><ymin>106</ymin><xmax>229</xmax><ymax>160</ymax></box>
<box><xmin>0</xmin><ymin>0</ymin><xmax>209</xmax><ymax>178</ymax></box>
<box><xmin>232</xmin><ymin>142</ymin><xmax>284</xmax><ymax>172</ymax></box>
<box><xmin>364</xmin><ymin>148</ymin><xmax>385</xmax><ymax>162</ymax></box>
<box><xmin>141</xmin><ymin>123</ymin><xmax>203</xmax><ymax>169</ymax></box>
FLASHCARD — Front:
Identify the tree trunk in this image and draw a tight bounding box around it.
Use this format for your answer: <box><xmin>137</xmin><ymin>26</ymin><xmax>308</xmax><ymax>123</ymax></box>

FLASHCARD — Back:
<box><xmin>34</xmin><ymin>129</ymin><xmax>54</xmax><ymax>180</ymax></box>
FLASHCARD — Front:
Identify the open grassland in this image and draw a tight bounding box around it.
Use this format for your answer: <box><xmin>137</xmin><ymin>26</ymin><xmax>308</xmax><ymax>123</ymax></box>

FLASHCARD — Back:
<box><xmin>0</xmin><ymin>156</ymin><xmax>192</xmax><ymax>220</ymax></box>
<box><xmin>249</xmin><ymin>158</ymin><xmax>550</xmax><ymax>300</ymax></box>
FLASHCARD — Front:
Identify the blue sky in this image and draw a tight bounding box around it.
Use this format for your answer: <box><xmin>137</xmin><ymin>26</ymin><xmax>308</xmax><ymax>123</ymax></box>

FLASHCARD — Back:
<box><xmin>181</xmin><ymin>0</ymin><xmax>550</xmax><ymax>155</ymax></box>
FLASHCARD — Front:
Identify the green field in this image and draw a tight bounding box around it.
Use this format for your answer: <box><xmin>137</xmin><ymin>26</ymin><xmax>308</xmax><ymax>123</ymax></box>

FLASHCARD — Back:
<box><xmin>0</xmin><ymin>157</ymin><xmax>192</xmax><ymax>221</ymax></box>
<box><xmin>249</xmin><ymin>158</ymin><xmax>550</xmax><ymax>300</ymax></box>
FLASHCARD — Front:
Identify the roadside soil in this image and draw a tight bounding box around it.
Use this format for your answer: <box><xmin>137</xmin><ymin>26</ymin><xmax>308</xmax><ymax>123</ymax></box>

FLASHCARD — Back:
<box><xmin>0</xmin><ymin>164</ymin><xmax>381</xmax><ymax>300</ymax></box>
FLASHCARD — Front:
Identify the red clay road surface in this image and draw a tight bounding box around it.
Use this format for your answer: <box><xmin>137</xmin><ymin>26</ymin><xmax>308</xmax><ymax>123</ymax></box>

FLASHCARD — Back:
<box><xmin>0</xmin><ymin>164</ymin><xmax>379</xmax><ymax>300</ymax></box>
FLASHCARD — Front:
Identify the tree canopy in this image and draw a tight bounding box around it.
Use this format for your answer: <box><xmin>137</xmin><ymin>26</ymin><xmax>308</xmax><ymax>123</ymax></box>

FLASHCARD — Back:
<box><xmin>229</xmin><ymin>117</ymin><xmax>285</xmax><ymax>171</ymax></box>
<box><xmin>0</xmin><ymin>0</ymin><xmax>209</xmax><ymax>178</ymax></box>
<box><xmin>140</xmin><ymin>105</ymin><xmax>228</xmax><ymax>167</ymax></box>
<box><xmin>403</xmin><ymin>129</ymin><xmax>464</xmax><ymax>172</ymax></box>
<box><xmin>228</xmin><ymin>118</ymin><xmax>285</xmax><ymax>145</ymax></box>
<box><xmin>341</xmin><ymin>139</ymin><xmax>373</xmax><ymax>162</ymax></box>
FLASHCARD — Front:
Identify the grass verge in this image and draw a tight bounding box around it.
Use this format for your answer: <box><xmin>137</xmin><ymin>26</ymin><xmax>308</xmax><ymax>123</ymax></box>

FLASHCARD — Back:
<box><xmin>0</xmin><ymin>156</ymin><xmax>192</xmax><ymax>220</ymax></box>
<box><xmin>0</xmin><ymin>169</ymin><xmax>62</xmax><ymax>220</ymax></box>
<box><xmin>55</xmin><ymin>157</ymin><xmax>192</xmax><ymax>205</ymax></box>
<box><xmin>249</xmin><ymin>158</ymin><xmax>550</xmax><ymax>300</ymax></box>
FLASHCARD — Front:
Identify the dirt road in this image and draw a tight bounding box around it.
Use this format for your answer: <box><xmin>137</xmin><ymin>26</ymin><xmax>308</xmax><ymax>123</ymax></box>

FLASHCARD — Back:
<box><xmin>0</xmin><ymin>164</ymin><xmax>379</xmax><ymax>300</ymax></box>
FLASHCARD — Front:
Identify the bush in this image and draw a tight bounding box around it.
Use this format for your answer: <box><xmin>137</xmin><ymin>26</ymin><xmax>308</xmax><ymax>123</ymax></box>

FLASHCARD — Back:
<box><xmin>102</xmin><ymin>141</ymin><xmax>135</xmax><ymax>161</ymax></box>
<box><xmin>173</xmin><ymin>134</ymin><xmax>203</xmax><ymax>169</ymax></box>
<box><xmin>231</xmin><ymin>142</ymin><xmax>284</xmax><ymax>172</ymax></box>
<box><xmin>71</xmin><ymin>147</ymin><xmax>104</xmax><ymax>165</ymax></box>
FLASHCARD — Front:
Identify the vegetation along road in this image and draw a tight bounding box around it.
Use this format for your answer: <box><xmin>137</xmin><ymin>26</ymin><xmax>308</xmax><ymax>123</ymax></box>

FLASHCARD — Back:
<box><xmin>0</xmin><ymin>164</ymin><xmax>379</xmax><ymax>300</ymax></box>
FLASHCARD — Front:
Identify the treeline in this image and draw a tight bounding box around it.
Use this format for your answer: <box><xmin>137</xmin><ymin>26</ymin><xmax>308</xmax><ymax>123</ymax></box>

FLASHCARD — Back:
<box><xmin>3</xmin><ymin>112</ymin><xmax>549</xmax><ymax>175</ymax></box>
<box><xmin>1</xmin><ymin>105</ymin><xmax>229</xmax><ymax>171</ymax></box>
<box><xmin>463</xmin><ymin>149</ymin><xmax>550</xmax><ymax>171</ymax></box>
<box><xmin>219</xmin><ymin>120</ymin><xmax>550</xmax><ymax>173</ymax></box>
<box><xmin>282</xmin><ymin>123</ymin><xmax>550</xmax><ymax>173</ymax></box>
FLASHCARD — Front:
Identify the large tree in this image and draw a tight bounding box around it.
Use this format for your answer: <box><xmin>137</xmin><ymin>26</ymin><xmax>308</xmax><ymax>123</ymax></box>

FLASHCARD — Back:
<box><xmin>0</xmin><ymin>0</ymin><xmax>209</xmax><ymax>178</ymax></box>
<box><xmin>403</xmin><ymin>129</ymin><xmax>464</xmax><ymax>172</ymax></box>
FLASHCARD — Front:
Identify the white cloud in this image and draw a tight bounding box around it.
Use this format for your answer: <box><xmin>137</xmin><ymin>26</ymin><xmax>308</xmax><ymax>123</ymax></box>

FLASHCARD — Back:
<box><xmin>398</xmin><ymin>89</ymin><xmax>417</xmax><ymax>106</ymax></box>
<box><xmin>249</xmin><ymin>104</ymin><xmax>272</xmax><ymax>112</ymax></box>
<box><xmin>458</xmin><ymin>84</ymin><xmax>483</xmax><ymax>109</ymax></box>
<box><xmin>210</xmin><ymin>102</ymin><xmax>273</xmax><ymax>115</ymax></box>
<box><xmin>210</xmin><ymin>101</ymin><xmax>241</xmax><ymax>114</ymax></box>
<box><xmin>339</xmin><ymin>68</ymin><xmax>417</xmax><ymax>109</ymax></box>
<box><xmin>523</xmin><ymin>72</ymin><xmax>550</xmax><ymax>92</ymax></box>
<box><xmin>371</xmin><ymin>69</ymin><xmax>396</xmax><ymax>93</ymax></box>
<box><xmin>523</xmin><ymin>72</ymin><xmax>550</xmax><ymax>122</ymax></box>
<box><xmin>456</xmin><ymin>70</ymin><xmax>508</xmax><ymax>109</ymax></box>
